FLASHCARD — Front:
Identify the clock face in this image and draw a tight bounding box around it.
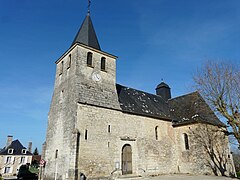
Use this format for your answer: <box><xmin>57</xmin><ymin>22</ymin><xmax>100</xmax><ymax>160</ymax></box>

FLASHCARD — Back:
<box><xmin>92</xmin><ymin>72</ymin><xmax>101</xmax><ymax>82</ymax></box>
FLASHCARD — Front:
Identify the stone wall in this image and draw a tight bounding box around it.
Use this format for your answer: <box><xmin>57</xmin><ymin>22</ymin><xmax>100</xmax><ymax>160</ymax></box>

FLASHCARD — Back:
<box><xmin>75</xmin><ymin>44</ymin><xmax>120</xmax><ymax>110</ymax></box>
<box><xmin>44</xmin><ymin>45</ymin><xmax>79</xmax><ymax>180</ymax></box>
<box><xmin>76</xmin><ymin>103</ymin><xmax>178</xmax><ymax>179</ymax></box>
<box><xmin>76</xmin><ymin>104</ymin><xmax>235</xmax><ymax>179</ymax></box>
<box><xmin>44</xmin><ymin>44</ymin><xmax>120</xmax><ymax>180</ymax></box>
<box><xmin>174</xmin><ymin>124</ymin><xmax>235</xmax><ymax>176</ymax></box>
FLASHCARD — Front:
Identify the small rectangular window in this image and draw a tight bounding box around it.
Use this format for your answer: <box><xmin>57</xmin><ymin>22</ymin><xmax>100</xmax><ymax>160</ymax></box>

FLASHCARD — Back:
<box><xmin>22</xmin><ymin>149</ymin><xmax>26</xmax><ymax>154</ymax></box>
<box><xmin>101</xmin><ymin>57</ymin><xmax>106</xmax><ymax>71</ymax></box>
<box><xmin>59</xmin><ymin>61</ymin><xmax>64</xmax><ymax>75</ymax></box>
<box><xmin>4</xmin><ymin>167</ymin><xmax>11</xmax><ymax>174</ymax></box>
<box><xmin>55</xmin><ymin>150</ymin><xmax>58</xmax><ymax>159</ymax></box>
<box><xmin>85</xmin><ymin>130</ymin><xmax>88</xmax><ymax>140</ymax></box>
<box><xmin>67</xmin><ymin>54</ymin><xmax>71</xmax><ymax>69</ymax></box>
<box><xmin>184</xmin><ymin>133</ymin><xmax>189</xmax><ymax>150</ymax></box>
<box><xmin>8</xmin><ymin>149</ymin><xmax>13</xmax><ymax>154</ymax></box>
<box><xmin>108</xmin><ymin>125</ymin><xmax>111</xmax><ymax>133</ymax></box>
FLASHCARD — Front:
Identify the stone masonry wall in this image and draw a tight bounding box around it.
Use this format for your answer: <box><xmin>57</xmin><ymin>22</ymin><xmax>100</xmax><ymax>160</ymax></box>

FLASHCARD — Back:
<box><xmin>44</xmin><ymin>44</ymin><xmax>120</xmax><ymax>180</ymax></box>
<box><xmin>76</xmin><ymin>103</ymin><xmax>178</xmax><ymax>179</ymax></box>
<box><xmin>76</xmin><ymin>104</ymin><xmax>236</xmax><ymax>179</ymax></box>
<box><xmin>44</xmin><ymin>46</ymin><xmax>79</xmax><ymax>180</ymax></box>
<box><xmin>75</xmin><ymin>45</ymin><xmax>120</xmax><ymax>110</ymax></box>
<box><xmin>174</xmin><ymin>124</ymin><xmax>235</xmax><ymax>176</ymax></box>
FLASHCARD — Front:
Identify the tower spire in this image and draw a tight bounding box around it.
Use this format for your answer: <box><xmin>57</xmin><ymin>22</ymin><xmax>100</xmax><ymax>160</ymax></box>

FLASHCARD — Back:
<box><xmin>71</xmin><ymin>1</ymin><xmax>101</xmax><ymax>50</ymax></box>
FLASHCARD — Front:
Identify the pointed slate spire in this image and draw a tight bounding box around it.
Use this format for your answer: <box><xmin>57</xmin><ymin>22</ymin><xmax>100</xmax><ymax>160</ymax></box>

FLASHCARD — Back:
<box><xmin>72</xmin><ymin>14</ymin><xmax>101</xmax><ymax>50</ymax></box>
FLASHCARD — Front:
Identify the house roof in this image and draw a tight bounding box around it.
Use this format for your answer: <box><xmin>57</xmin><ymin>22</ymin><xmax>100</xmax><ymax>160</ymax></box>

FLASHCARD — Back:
<box><xmin>116</xmin><ymin>84</ymin><xmax>225</xmax><ymax>127</ymax></box>
<box><xmin>72</xmin><ymin>14</ymin><xmax>101</xmax><ymax>50</ymax></box>
<box><xmin>0</xmin><ymin>140</ymin><xmax>32</xmax><ymax>156</ymax></box>
<box><xmin>168</xmin><ymin>91</ymin><xmax>226</xmax><ymax>127</ymax></box>
<box><xmin>116</xmin><ymin>84</ymin><xmax>171</xmax><ymax>120</ymax></box>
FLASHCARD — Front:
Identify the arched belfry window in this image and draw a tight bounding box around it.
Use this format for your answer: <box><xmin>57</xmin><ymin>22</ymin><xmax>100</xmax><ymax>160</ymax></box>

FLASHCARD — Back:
<box><xmin>101</xmin><ymin>57</ymin><xmax>106</xmax><ymax>71</ymax></box>
<box><xmin>184</xmin><ymin>133</ymin><xmax>189</xmax><ymax>150</ymax></box>
<box><xmin>87</xmin><ymin>52</ymin><xmax>93</xmax><ymax>67</ymax></box>
<box><xmin>155</xmin><ymin>126</ymin><xmax>159</xmax><ymax>140</ymax></box>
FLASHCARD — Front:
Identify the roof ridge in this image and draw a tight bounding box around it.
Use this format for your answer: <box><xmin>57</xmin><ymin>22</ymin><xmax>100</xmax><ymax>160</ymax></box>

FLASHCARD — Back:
<box><xmin>116</xmin><ymin>83</ymin><xmax>166</xmax><ymax>102</ymax></box>
<box><xmin>169</xmin><ymin>91</ymin><xmax>199</xmax><ymax>100</ymax></box>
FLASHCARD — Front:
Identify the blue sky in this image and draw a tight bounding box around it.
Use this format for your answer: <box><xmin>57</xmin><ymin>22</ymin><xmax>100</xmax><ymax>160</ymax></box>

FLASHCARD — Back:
<box><xmin>0</xmin><ymin>0</ymin><xmax>239</xmax><ymax>152</ymax></box>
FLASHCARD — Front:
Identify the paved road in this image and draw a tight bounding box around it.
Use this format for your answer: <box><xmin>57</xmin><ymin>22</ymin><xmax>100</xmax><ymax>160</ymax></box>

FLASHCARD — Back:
<box><xmin>117</xmin><ymin>175</ymin><xmax>239</xmax><ymax>180</ymax></box>
<box><xmin>144</xmin><ymin>175</ymin><xmax>239</xmax><ymax>180</ymax></box>
<box><xmin>3</xmin><ymin>175</ymin><xmax>239</xmax><ymax>180</ymax></box>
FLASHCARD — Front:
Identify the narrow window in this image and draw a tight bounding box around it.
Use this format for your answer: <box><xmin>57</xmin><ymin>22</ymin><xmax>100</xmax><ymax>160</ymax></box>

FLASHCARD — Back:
<box><xmin>67</xmin><ymin>54</ymin><xmax>71</xmax><ymax>69</ymax></box>
<box><xmin>59</xmin><ymin>61</ymin><xmax>63</xmax><ymax>75</ymax></box>
<box><xmin>85</xmin><ymin>130</ymin><xmax>88</xmax><ymax>140</ymax></box>
<box><xmin>4</xmin><ymin>167</ymin><xmax>11</xmax><ymax>174</ymax></box>
<box><xmin>20</xmin><ymin>157</ymin><xmax>25</xmax><ymax>164</ymax></box>
<box><xmin>87</xmin><ymin>52</ymin><xmax>93</xmax><ymax>67</ymax></box>
<box><xmin>108</xmin><ymin>142</ymin><xmax>110</xmax><ymax>148</ymax></box>
<box><xmin>101</xmin><ymin>57</ymin><xmax>106</xmax><ymax>71</ymax></box>
<box><xmin>55</xmin><ymin>150</ymin><xmax>58</xmax><ymax>159</ymax></box>
<box><xmin>6</xmin><ymin>157</ymin><xmax>11</xmax><ymax>164</ymax></box>
<box><xmin>184</xmin><ymin>133</ymin><xmax>189</xmax><ymax>150</ymax></box>
<box><xmin>155</xmin><ymin>126</ymin><xmax>158</xmax><ymax>140</ymax></box>
<box><xmin>108</xmin><ymin>125</ymin><xmax>111</xmax><ymax>133</ymax></box>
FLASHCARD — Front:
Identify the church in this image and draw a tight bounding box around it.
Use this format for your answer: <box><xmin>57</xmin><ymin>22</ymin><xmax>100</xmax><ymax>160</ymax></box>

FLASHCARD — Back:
<box><xmin>43</xmin><ymin>10</ymin><xmax>235</xmax><ymax>180</ymax></box>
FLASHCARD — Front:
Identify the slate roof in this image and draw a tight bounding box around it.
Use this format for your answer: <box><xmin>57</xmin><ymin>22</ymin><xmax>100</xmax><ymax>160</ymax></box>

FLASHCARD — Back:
<box><xmin>72</xmin><ymin>14</ymin><xmax>101</xmax><ymax>50</ymax></box>
<box><xmin>116</xmin><ymin>84</ymin><xmax>225</xmax><ymax>127</ymax></box>
<box><xmin>156</xmin><ymin>82</ymin><xmax>170</xmax><ymax>89</ymax></box>
<box><xmin>168</xmin><ymin>91</ymin><xmax>226</xmax><ymax>127</ymax></box>
<box><xmin>0</xmin><ymin>140</ymin><xmax>32</xmax><ymax>156</ymax></box>
<box><xmin>116</xmin><ymin>84</ymin><xmax>171</xmax><ymax>120</ymax></box>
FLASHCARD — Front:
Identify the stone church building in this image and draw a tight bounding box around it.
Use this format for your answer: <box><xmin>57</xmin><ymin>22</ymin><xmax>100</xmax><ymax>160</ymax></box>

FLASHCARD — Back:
<box><xmin>43</xmin><ymin>12</ymin><xmax>235</xmax><ymax>180</ymax></box>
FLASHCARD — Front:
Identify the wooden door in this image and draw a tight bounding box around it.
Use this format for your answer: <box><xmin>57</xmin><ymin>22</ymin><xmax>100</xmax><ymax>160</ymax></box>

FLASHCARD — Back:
<box><xmin>122</xmin><ymin>144</ymin><xmax>132</xmax><ymax>175</ymax></box>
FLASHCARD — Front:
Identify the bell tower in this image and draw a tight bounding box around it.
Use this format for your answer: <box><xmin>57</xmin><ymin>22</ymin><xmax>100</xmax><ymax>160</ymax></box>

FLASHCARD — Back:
<box><xmin>44</xmin><ymin>11</ymin><xmax>120</xmax><ymax>180</ymax></box>
<box><xmin>70</xmin><ymin>13</ymin><xmax>120</xmax><ymax>109</ymax></box>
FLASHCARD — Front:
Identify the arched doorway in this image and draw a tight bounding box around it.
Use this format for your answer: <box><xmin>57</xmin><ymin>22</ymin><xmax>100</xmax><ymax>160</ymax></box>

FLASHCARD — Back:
<box><xmin>122</xmin><ymin>144</ymin><xmax>132</xmax><ymax>175</ymax></box>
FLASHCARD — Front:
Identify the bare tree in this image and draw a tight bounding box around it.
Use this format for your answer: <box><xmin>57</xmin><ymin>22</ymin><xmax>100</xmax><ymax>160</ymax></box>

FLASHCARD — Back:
<box><xmin>194</xmin><ymin>61</ymin><xmax>240</xmax><ymax>148</ymax></box>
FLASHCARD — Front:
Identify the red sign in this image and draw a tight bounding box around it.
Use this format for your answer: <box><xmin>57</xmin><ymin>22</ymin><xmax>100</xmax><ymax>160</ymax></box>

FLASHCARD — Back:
<box><xmin>40</xmin><ymin>159</ymin><xmax>46</xmax><ymax>166</ymax></box>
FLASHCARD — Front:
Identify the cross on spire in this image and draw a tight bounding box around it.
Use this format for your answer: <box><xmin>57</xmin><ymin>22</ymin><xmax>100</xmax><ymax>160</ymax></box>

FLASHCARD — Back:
<box><xmin>88</xmin><ymin>0</ymin><xmax>91</xmax><ymax>14</ymax></box>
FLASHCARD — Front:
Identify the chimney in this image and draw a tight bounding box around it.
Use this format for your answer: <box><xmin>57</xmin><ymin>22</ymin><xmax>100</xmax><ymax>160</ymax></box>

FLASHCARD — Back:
<box><xmin>6</xmin><ymin>135</ymin><xmax>13</xmax><ymax>148</ymax></box>
<box><xmin>28</xmin><ymin>142</ymin><xmax>32</xmax><ymax>153</ymax></box>
<box><xmin>156</xmin><ymin>82</ymin><xmax>171</xmax><ymax>101</ymax></box>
